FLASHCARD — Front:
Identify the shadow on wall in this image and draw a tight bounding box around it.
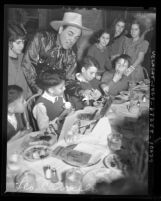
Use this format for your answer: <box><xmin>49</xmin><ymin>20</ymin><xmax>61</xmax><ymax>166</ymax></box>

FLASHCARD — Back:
<box><xmin>76</xmin><ymin>32</ymin><xmax>94</xmax><ymax>61</ymax></box>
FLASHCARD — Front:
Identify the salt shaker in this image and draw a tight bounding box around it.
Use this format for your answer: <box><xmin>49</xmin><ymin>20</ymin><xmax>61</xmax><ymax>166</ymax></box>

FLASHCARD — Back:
<box><xmin>142</xmin><ymin>95</ymin><xmax>146</xmax><ymax>102</ymax></box>
<box><xmin>44</xmin><ymin>165</ymin><xmax>52</xmax><ymax>180</ymax></box>
<box><xmin>51</xmin><ymin>168</ymin><xmax>59</xmax><ymax>183</ymax></box>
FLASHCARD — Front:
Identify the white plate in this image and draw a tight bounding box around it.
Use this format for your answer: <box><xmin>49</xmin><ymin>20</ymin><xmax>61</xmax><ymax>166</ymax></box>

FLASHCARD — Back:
<box><xmin>103</xmin><ymin>153</ymin><xmax>122</xmax><ymax>170</ymax></box>
<box><xmin>23</xmin><ymin>145</ymin><xmax>52</xmax><ymax>162</ymax></box>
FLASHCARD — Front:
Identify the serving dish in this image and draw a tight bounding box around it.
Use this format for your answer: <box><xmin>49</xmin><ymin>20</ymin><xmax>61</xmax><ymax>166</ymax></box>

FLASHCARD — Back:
<box><xmin>23</xmin><ymin>145</ymin><xmax>52</xmax><ymax>162</ymax></box>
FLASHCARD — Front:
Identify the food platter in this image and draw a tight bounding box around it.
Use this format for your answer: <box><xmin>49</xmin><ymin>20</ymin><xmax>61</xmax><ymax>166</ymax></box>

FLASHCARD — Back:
<box><xmin>23</xmin><ymin>145</ymin><xmax>52</xmax><ymax>162</ymax></box>
<box><xmin>52</xmin><ymin>144</ymin><xmax>101</xmax><ymax>167</ymax></box>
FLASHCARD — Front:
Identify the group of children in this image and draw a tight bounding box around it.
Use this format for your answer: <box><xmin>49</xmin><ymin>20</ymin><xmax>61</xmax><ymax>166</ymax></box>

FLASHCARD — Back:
<box><xmin>7</xmin><ymin>54</ymin><xmax>132</xmax><ymax>141</ymax></box>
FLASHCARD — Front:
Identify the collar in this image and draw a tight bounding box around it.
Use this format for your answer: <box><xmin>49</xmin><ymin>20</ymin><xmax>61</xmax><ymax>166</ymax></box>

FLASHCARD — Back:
<box><xmin>131</xmin><ymin>36</ymin><xmax>144</xmax><ymax>45</ymax></box>
<box><xmin>56</xmin><ymin>35</ymin><xmax>62</xmax><ymax>48</ymax></box>
<box><xmin>8</xmin><ymin>113</ymin><xmax>17</xmax><ymax>129</ymax></box>
<box><xmin>42</xmin><ymin>91</ymin><xmax>66</xmax><ymax>104</ymax></box>
<box><xmin>96</xmin><ymin>43</ymin><xmax>106</xmax><ymax>52</ymax></box>
<box><xmin>76</xmin><ymin>73</ymin><xmax>88</xmax><ymax>83</ymax></box>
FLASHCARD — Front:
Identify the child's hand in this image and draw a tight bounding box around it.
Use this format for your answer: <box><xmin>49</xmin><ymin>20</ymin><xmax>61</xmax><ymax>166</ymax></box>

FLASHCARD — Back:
<box><xmin>113</xmin><ymin>72</ymin><xmax>122</xmax><ymax>83</ymax></box>
<box><xmin>101</xmin><ymin>84</ymin><xmax>109</xmax><ymax>95</ymax></box>
<box><xmin>96</xmin><ymin>75</ymin><xmax>102</xmax><ymax>80</ymax></box>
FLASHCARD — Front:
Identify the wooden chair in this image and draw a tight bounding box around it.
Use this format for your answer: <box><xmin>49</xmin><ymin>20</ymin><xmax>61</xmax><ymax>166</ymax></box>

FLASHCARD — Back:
<box><xmin>24</xmin><ymin>93</ymin><xmax>42</xmax><ymax>131</ymax></box>
<box><xmin>142</xmin><ymin>67</ymin><xmax>150</xmax><ymax>81</ymax></box>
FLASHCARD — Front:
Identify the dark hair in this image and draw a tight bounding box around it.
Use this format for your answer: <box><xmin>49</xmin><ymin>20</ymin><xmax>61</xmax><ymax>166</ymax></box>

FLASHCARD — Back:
<box><xmin>91</xmin><ymin>29</ymin><xmax>111</xmax><ymax>44</ymax></box>
<box><xmin>113</xmin><ymin>54</ymin><xmax>131</xmax><ymax>69</ymax></box>
<box><xmin>131</xmin><ymin>20</ymin><xmax>146</xmax><ymax>37</ymax></box>
<box><xmin>110</xmin><ymin>17</ymin><xmax>126</xmax><ymax>39</ymax></box>
<box><xmin>8</xmin><ymin>85</ymin><xmax>23</xmax><ymax>105</ymax></box>
<box><xmin>8</xmin><ymin>23</ymin><xmax>26</xmax><ymax>42</ymax></box>
<box><xmin>36</xmin><ymin>68</ymin><xmax>65</xmax><ymax>90</ymax></box>
<box><xmin>79</xmin><ymin>56</ymin><xmax>100</xmax><ymax>71</ymax></box>
<box><xmin>88</xmin><ymin>177</ymin><xmax>148</xmax><ymax>195</ymax></box>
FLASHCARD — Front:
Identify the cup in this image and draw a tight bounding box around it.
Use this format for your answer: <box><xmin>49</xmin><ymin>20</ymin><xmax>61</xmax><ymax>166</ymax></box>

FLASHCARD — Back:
<box><xmin>64</xmin><ymin>168</ymin><xmax>82</xmax><ymax>193</ymax></box>
<box><xmin>108</xmin><ymin>133</ymin><xmax>122</xmax><ymax>151</ymax></box>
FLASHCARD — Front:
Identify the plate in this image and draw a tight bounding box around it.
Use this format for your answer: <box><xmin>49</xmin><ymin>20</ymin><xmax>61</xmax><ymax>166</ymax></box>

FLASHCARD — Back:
<box><xmin>82</xmin><ymin>167</ymin><xmax>121</xmax><ymax>191</ymax></box>
<box><xmin>23</xmin><ymin>145</ymin><xmax>52</xmax><ymax>162</ymax></box>
<box><xmin>28</xmin><ymin>133</ymin><xmax>57</xmax><ymax>146</ymax></box>
<box><xmin>103</xmin><ymin>153</ymin><xmax>123</xmax><ymax>170</ymax></box>
<box><xmin>60</xmin><ymin>144</ymin><xmax>101</xmax><ymax>167</ymax></box>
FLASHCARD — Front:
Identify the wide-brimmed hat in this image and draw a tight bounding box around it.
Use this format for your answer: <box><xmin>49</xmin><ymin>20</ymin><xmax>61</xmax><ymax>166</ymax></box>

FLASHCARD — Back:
<box><xmin>50</xmin><ymin>12</ymin><xmax>91</xmax><ymax>32</ymax></box>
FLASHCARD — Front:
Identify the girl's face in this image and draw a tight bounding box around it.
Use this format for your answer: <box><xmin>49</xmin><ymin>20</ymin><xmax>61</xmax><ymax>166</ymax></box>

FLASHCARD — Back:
<box><xmin>12</xmin><ymin>95</ymin><xmax>26</xmax><ymax>113</ymax></box>
<box><xmin>9</xmin><ymin>38</ymin><xmax>25</xmax><ymax>55</ymax></box>
<box><xmin>82</xmin><ymin>66</ymin><xmax>98</xmax><ymax>82</ymax></box>
<box><xmin>48</xmin><ymin>81</ymin><xmax>66</xmax><ymax>96</ymax></box>
<box><xmin>99</xmin><ymin>33</ymin><xmax>110</xmax><ymax>47</ymax></box>
<box><xmin>115</xmin><ymin>58</ymin><xmax>129</xmax><ymax>74</ymax></box>
<box><xmin>115</xmin><ymin>21</ymin><xmax>125</xmax><ymax>37</ymax></box>
<box><xmin>131</xmin><ymin>24</ymin><xmax>140</xmax><ymax>38</ymax></box>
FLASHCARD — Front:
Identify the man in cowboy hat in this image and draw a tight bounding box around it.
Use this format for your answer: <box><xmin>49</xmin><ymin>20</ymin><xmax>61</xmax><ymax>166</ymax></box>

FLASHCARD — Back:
<box><xmin>21</xmin><ymin>12</ymin><xmax>91</xmax><ymax>94</ymax></box>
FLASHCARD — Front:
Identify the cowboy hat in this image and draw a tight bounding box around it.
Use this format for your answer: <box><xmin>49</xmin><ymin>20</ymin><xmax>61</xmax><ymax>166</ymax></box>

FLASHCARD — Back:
<box><xmin>50</xmin><ymin>12</ymin><xmax>91</xmax><ymax>32</ymax></box>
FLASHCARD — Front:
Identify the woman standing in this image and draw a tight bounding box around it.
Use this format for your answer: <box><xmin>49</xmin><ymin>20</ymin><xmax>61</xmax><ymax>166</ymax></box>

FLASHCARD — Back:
<box><xmin>8</xmin><ymin>23</ymin><xmax>32</xmax><ymax>99</ymax></box>
<box><xmin>87</xmin><ymin>29</ymin><xmax>112</xmax><ymax>77</ymax></box>
<box><xmin>123</xmin><ymin>20</ymin><xmax>149</xmax><ymax>82</ymax></box>
<box><xmin>109</xmin><ymin>18</ymin><xmax>127</xmax><ymax>61</ymax></box>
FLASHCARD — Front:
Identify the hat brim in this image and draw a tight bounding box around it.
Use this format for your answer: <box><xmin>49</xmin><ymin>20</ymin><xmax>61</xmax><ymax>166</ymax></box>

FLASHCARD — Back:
<box><xmin>50</xmin><ymin>21</ymin><xmax>92</xmax><ymax>33</ymax></box>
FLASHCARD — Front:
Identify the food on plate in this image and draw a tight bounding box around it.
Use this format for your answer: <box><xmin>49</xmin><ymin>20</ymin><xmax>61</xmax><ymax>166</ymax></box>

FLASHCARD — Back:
<box><xmin>29</xmin><ymin>133</ymin><xmax>57</xmax><ymax>146</ymax></box>
<box><xmin>129</xmin><ymin>105</ymin><xmax>140</xmax><ymax>114</ymax></box>
<box><xmin>23</xmin><ymin>145</ymin><xmax>51</xmax><ymax>161</ymax></box>
<box><xmin>103</xmin><ymin>154</ymin><xmax>123</xmax><ymax>170</ymax></box>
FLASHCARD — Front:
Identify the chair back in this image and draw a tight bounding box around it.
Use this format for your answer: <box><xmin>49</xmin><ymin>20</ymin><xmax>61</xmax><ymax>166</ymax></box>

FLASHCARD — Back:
<box><xmin>24</xmin><ymin>93</ymin><xmax>42</xmax><ymax>131</ymax></box>
<box><xmin>142</xmin><ymin>67</ymin><xmax>150</xmax><ymax>81</ymax></box>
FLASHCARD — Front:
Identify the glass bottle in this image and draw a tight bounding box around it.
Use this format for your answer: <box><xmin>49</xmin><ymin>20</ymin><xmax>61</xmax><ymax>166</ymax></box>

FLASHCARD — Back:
<box><xmin>51</xmin><ymin>168</ymin><xmax>59</xmax><ymax>183</ymax></box>
<box><xmin>65</xmin><ymin>168</ymin><xmax>82</xmax><ymax>193</ymax></box>
<box><xmin>44</xmin><ymin>165</ymin><xmax>51</xmax><ymax>180</ymax></box>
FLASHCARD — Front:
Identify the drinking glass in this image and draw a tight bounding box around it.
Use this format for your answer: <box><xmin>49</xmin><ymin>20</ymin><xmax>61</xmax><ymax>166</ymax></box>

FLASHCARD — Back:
<box><xmin>108</xmin><ymin>133</ymin><xmax>122</xmax><ymax>151</ymax></box>
<box><xmin>64</xmin><ymin>168</ymin><xmax>82</xmax><ymax>193</ymax></box>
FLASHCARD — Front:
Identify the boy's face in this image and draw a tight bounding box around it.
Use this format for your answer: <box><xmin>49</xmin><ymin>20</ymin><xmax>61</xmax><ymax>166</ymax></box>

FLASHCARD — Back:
<box><xmin>115</xmin><ymin>58</ymin><xmax>129</xmax><ymax>74</ymax></box>
<box><xmin>13</xmin><ymin>95</ymin><xmax>26</xmax><ymax>113</ymax></box>
<box><xmin>48</xmin><ymin>81</ymin><xmax>66</xmax><ymax>96</ymax></box>
<box><xmin>81</xmin><ymin>66</ymin><xmax>98</xmax><ymax>82</ymax></box>
<box><xmin>9</xmin><ymin>38</ymin><xmax>25</xmax><ymax>55</ymax></box>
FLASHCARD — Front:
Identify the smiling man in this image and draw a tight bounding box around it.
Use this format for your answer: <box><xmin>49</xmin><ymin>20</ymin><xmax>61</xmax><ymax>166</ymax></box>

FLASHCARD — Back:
<box><xmin>22</xmin><ymin>12</ymin><xmax>91</xmax><ymax>94</ymax></box>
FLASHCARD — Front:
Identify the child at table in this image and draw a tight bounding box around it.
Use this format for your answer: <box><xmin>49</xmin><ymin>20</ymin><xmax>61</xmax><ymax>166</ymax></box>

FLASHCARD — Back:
<box><xmin>7</xmin><ymin>85</ymin><xmax>27</xmax><ymax>141</ymax></box>
<box><xmin>33</xmin><ymin>69</ymin><xmax>72</xmax><ymax>133</ymax></box>
<box><xmin>101</xmin><ymin>54</ymin><xmax>131</xmax><ymax>96</ymax></box>
<box><xmin>65</xmin><ymin>56</ymin><xmax>102</xmax><ymax>110</ymax></box>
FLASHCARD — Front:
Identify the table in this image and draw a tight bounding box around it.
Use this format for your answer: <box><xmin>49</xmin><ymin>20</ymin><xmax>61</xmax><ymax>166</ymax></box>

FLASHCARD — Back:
<box><xmin>6</xmin><ymin>133</ymin><xmax>124</xmax><ymax>194</ymax></box>
<box><xmin>6</xmin><ymin>84</ymin><xmax>149</xmax><ymax>194</ymax></box>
